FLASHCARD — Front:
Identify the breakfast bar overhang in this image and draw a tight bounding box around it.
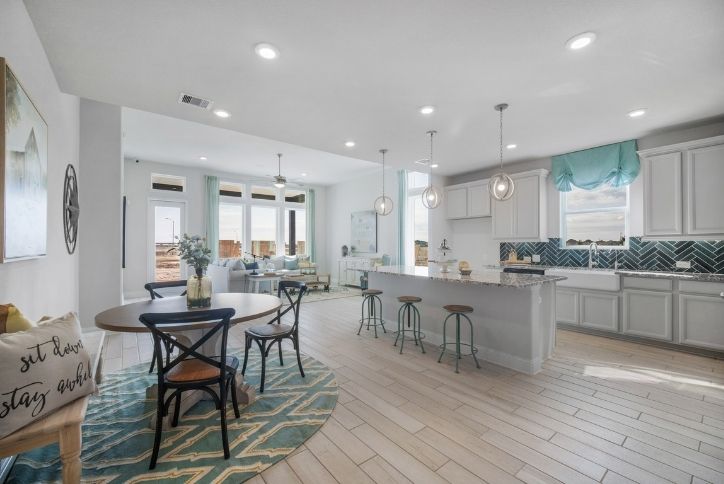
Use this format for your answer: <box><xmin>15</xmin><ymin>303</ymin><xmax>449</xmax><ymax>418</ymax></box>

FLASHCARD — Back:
<box><xmin>369</xmin><ymin>266</ymin><xmax>567</xmax><ymax>374</ymax></box>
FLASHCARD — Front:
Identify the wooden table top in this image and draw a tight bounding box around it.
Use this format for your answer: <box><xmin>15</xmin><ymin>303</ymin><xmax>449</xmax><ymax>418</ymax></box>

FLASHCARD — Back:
<box><xmin>95</xmin><ymin>293</ymin><xmax>282</xmax><ymax>333</ymax></box>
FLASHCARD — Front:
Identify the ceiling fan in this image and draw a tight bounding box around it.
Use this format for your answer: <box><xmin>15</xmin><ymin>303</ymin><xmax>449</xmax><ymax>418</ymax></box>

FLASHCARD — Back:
<box><xmin>247</xmin><ymin>153</ymin><xmax>307</xmax><ymax>188</ymax></box>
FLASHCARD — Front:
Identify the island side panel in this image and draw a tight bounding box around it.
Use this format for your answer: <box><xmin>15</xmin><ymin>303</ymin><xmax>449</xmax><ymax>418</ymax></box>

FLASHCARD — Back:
<box><xmin>367</xmin><ymin>272</ymin><xmax>556</xmax><ymax>374</ymax></box>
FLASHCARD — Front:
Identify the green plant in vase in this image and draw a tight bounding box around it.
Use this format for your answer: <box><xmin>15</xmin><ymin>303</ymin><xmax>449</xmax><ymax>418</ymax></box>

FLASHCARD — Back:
<box><xmin>178</xmin><ymin>234</ymin><xmax>213</xmax><ymax>308</ymax></box>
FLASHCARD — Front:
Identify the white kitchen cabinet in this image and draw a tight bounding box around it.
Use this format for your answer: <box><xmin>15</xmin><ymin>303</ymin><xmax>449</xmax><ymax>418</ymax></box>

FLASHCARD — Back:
<box><xmin>491</xmin><ymin>169</ymin><xmax>548</xmax><ymax>241</ymax></box>
<box><xmin>623</xmin><ymin>289</ymin><xmax>673</xmax><ymax>341</ymax></box>
<box><xmin>686</xmin><ymin>144</ymin><xmax>724</xmax><ymax>235</ymax></box>
<box><xmin>678</xmin><ymin>293</ymin><xmax>724</xmax><ymax>351</ymax></box>
<box><xmin>580</xmin><ymin>291</ymin><xmax>619</xmax><ymax>332</ymax></box>
<box><xmin>444</xmin><ymin>180</ymin><xmax>490</xmax><ymax>219</ymax></box>
<box><xmin>639</xmin><ymin>135</ymin><xmax>724</xmax><ymax>239</ymax></box>
<box><xmin>337</xmin><ymin>257</ymin><xmax>373</xmax><ymax>286</ymax></box>
<box><xmin>555</xmin><ymin>289</ymin><xmax>579</xmax><ymax>325</ymax></box>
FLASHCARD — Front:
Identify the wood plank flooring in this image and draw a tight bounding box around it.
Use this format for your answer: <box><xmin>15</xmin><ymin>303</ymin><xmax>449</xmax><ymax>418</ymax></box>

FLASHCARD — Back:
<box><xmin>103</xmin><ymin>296</ymin><xmax>724</xmax><ymax>483</ymax></box>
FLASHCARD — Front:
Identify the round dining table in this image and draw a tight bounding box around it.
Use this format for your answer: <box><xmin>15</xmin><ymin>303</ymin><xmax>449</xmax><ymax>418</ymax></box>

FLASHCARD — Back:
<box><xmin>95</xmin><ymin>292</ymin><xmax>282</xmax><ymax>427</ymax></box>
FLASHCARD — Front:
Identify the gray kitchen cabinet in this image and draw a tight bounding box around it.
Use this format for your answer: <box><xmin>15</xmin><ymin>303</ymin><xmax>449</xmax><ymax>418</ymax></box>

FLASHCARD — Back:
<box><xmin>555</xmin><ymin>289</ymin><xmax>579</xmax><ymax>325</ymax></box>
<box><xmin>444</xmin><ymin>180</ymin><xmax>490</xmax><ymax>219</ymax></box>
<box><xmin>580</xmin><ymin>291</ymin><xmax>619</xmax><ymax>332</ymax></box>
<box><xmin>445</xmin><ymin>185</ymin><xmax>468</xmax><ymax>219</ymax></box>
<box><xmin>643</xmin><ymin>151</ymin><xmax>682</xmax><ymax>236</ymax></box>
<box><xmin>491</xmin><ymin>169</ymin><xmax>548</xmax><ymax>241</ymax></box>
<box><xmin>623</xmin><ymin>289</ymin><xmax>673</xmax><ymax>341</ymax></box>
<box><xmin>686</xmin><ymin>143</ymin><xmax>724</xmax><ymax>235</ymax></box>
<box><xmin>678</xmin><ymin>293</ymin><xmax>724</xmax><ymax>351</ymax></box>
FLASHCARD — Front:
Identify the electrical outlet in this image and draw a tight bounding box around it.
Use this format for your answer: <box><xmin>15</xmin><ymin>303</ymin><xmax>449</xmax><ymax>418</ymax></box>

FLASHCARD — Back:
<box><xmin>532</xmin><ymin>255</ymin><xmax>541</xmax><ymax>263</ymax></box>
<box><xmin>675</xmin><ymin>261</ymin><xmax>691</xmax><ymax>269</ymax></box>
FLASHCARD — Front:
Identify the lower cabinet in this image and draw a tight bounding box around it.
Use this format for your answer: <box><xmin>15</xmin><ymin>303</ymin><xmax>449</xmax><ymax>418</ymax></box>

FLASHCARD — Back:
<box><xmin>679</xmin><ymin>294</ymin><xmax>724</xmax><ymax>351</ymax></box>
<box><xmin>580</xmin><ymin>292</ymin><xmax>619</xmax><ymax>332</ymax></box>
<box><xmin>623</xmin><ymin>290</ymin><xmax>673</xmax><ymax>341</ymax></box>
<box><xmin>556</xmin><ymin>290</ymin><xmax>579</xmax><ymax>325</ymax></box>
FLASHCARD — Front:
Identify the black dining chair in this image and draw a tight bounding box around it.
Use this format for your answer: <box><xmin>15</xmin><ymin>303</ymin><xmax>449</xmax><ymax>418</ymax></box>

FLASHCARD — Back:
<box><xmin>242</xmin><ymin>280</ymin><xmax>307</xmax><ymax>393</ymax></box>
<box><xmin>139</xmin><ymin>308</ymin><xmax>240</xmax><ymax>470</ymax></box>
<box><xmin>144</xmin><ymin>281</ymin><xmax>187</xmax><ymax>373</ymax></box>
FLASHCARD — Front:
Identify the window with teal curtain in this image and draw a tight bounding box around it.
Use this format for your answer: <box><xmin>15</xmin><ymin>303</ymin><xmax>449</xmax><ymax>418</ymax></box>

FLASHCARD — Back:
<box><xmin>552</xmin><ymin>139</ymin><xmax>639</xmax><ymax>192</ymax></box>
<box><xmin>397</xmin><ymin>169</ymin><xmax>407</xmax><ymax>266</ymax></box>
<box><xmin>204</xmin><ymin>175</ymin><xmax>220</xmax><ymax>261</ymax></box>
<box><xmin>305</xmin><ymin>188</ymin><xmax>316</xmax><ymax>262</ymax></box>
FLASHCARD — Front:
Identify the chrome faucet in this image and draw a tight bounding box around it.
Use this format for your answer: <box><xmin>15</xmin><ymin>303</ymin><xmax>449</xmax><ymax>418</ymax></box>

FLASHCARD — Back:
<box><xmin>588</xmin><ymin>242</ymin><xmax>599</xmax><ymax>269</ymax></box>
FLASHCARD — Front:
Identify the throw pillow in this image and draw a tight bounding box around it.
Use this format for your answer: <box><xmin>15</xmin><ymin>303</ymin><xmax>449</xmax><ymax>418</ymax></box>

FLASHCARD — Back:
<box><xmin>270</xmin><ymin>256</ymin><xmax>285</xmax><ymax>270</ymax></box>
<box><xmin>243</xmin><ymin>260</ymin><xmax>259</xmax><ymax>270</ymax></box>
<box><xmin>284</xmin><ymin>256</ymin><xmax>299</xmax><ymax>270</ymax></box>
<box><xmin>0</xmin><ymin>312</ymin><xmax>96</xmax><ymax>439</ymax></box>
<box><xmin>229</xmin><ymin>259</ymin><xmax>244</xmax><ymax>270</ymax></box>
<box><xmin>0</xmin><ymin>304</ymin><xmax>33</xmax><ymax>334</ymax></box>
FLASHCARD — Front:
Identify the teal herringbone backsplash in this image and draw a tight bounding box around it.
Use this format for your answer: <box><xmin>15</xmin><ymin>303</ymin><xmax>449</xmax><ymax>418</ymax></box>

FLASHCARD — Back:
<box><xmin>499</xmin><ymin>237</ymin><xmax>723</xmax><ymax>274</ymax></box>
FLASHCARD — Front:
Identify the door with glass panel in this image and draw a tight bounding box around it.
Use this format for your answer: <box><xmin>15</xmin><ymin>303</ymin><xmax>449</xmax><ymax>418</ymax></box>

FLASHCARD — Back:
<box><xmin>148</xmin><ymin>200</ymin><xmax>186</xmax><ymax>282</ymax></box>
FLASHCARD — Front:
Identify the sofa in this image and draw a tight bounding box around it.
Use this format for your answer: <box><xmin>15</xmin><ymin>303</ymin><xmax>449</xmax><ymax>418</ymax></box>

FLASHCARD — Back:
<box><xmin>207</xmin><ymin>255</ymin><xmax>315</xmax><ymax>293</ymax></box>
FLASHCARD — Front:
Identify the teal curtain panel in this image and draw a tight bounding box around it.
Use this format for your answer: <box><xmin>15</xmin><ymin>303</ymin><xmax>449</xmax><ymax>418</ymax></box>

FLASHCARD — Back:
<box><xmin>397</xmin><ymin>170</ymin><xmax>407</xmax><ymax>266</ymax></box>
<box><xmin>204</xmin><ymin>175</ymin><xmax>220</xmax><ymax>261</ymax></box>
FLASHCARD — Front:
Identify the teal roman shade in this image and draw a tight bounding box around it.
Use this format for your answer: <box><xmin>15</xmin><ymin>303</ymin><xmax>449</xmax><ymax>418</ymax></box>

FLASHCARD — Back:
<box><xmin>552</xmin><ymin>139</ymin><xmax>639</xmax><ymax>192</ymax></box>
<box><xmin>397</xmin><ymin>169</ymin><xmax>407</xmax><ymax>266</ymax></box>
<box><xmin>204</xmin><ymin>175</ymin><xmax>220</xmax><ymax>261</ymax></box>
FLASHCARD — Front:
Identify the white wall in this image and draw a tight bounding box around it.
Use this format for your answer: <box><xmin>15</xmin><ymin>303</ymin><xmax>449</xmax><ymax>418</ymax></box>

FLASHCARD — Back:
<box><xmin>78</xmin><ymin>99</ymin><xmax>123</xmax><ymax>327</ymax></box>
<box><xmin>123</xmin><ymin>158</ymin><xmax>326</xmax><ymax>298</ymax></box>
<box><xmin>0</xmin><ymin>0</ymin><xmax>80</xmax><ymax>320</ymax></box>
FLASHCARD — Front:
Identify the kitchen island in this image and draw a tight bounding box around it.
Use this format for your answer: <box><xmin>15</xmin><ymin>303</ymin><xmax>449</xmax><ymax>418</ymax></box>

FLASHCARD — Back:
<box><xmin>368</xmin><ymin>266</ymin><xmax>567</xmax><ymax>374</ymax></box>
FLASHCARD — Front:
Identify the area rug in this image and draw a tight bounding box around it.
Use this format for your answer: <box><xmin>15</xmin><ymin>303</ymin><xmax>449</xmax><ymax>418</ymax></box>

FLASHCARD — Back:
<box><xmin>8</xmin><ymin>349</ymin><xmax>338</xmax><ymax>483</ymax></box>
<box><xmin>302</xmin><ymin>285</ymin><xmax>361</xmax><ymax>303</ymax></box>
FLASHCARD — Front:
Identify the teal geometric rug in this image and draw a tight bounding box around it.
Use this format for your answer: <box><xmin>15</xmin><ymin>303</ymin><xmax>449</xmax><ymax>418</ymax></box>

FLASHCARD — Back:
<box><xmin>8</xmin><ymin>349</ymin><xmax>338</xmax><ymax>483</ymax></box>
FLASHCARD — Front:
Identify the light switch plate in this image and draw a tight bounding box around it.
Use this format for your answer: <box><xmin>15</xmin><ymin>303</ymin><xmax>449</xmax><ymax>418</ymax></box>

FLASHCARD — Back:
<box><xmin>532</xmin><ymin>255</ymin><xmax>541</xmax><ymax>263</ymax></box>
<box><xmin>675</xmin><ymin>261</ymin><xmax>691</xmax><ymax>269</ymax></box>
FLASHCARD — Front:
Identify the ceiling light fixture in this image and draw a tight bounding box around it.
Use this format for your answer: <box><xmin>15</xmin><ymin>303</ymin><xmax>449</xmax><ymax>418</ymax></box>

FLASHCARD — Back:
<box><xmin>273</xmin><ymin>153</ymin><xmax>287</xmax><ymax>188</ymax></box>
<box><xmin>374</xmin><ymin>149</ymin><xmax>393</xmax><ymax>216</ymax></box>
<box><xmin>419</xmin><ymin>105</ymin><xmax>435</xmax><ymax>115</ymax></box>
<box><xmin>254</xmin><ymin>43</ymin><xmax>280</xmax><ymax>60</ymax></box>
<box><xmin>430</xmin><ymin>163</ymin><xmax>439</xmax><ymax>168</ymax></box>
<box><xmin>488</xmin><ymin>103</ymin><xmax>515</xmax><ymax>202</ymax></box>
<box><xmin>566</xmin><ymin>32</ymin><xmax>596</xmax><ymax>51</ymax></box>
<box><xmin>421</xmin><ymin>130</ymin><xmax>442</xmax><ymax>209</ymax></box>
<box><xmin>628</xmin><ymin>108</ymin><xmax>647</xmax><ymax>118</ymax></box>
<box><xmin>506</xmin><ymin>144</ymin><xmax>517</xmax><ymax>150</ymax></box>
<box><xmin>199</xmin><ymin>156</ymin><xmax>207</xmax><ymax>161</ymax></box>
<box><xmin>213</xmin><ymin>109</ymin><xmax>230</xmax><ymax>118</ymax></box>
<box><xmin>345</xmin><ymin>140</ymin><xmax>356</xmax><ymax>148</ymax></box>
<box><xmin>301</xmin><ymin>173</ymin><xmax>307</xmax><ymax>177</ymax></box>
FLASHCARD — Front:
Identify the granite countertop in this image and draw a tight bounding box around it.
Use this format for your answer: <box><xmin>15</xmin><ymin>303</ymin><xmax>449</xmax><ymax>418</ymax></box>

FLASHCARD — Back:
<box><xmin>485</xmin><ymin>264</ymin><xmax>616</xmax><ymax>273</ymax></box>
<box><xmin>372</xmin><ymin>265</ymin><xmax>567</xmax><ymax>288</ymax></box>
<box><xmin>615</xmin><ymin>270</ymin><xmax>724</xmax><ymax>283</ymax></box>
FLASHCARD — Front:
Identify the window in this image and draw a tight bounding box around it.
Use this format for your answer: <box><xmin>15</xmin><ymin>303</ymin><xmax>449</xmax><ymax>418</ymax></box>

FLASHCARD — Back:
<box><xmin>251</xmin><ymin>206</ymin><xmax>277</xmax><ymax>257</ymax></box>
<box><xmin>561</xmin><ymin>185</ymin><xmax>628</xmax><ymax>249</ymax></box>
<box><xmin>220</xmin><ymin>181</ymin><xmax>242</xmax><ymax>198</ymax></box>
<box><xmin>251</xmin><ymin>185</ymin><xmax>276</xmax><ymax>201</ymax></box>
<box><xmin>406</xmin><ymin>171</ymin><xmax>429</xmax><ymax>266</ymax></box>
<box><xmin>151</xmin><ymin>174</ymin><xmax>185</xmax><ymax>192</ymax></box>
<box><xmin>219</xmin><ymin>203</ymin><xmax>243</xmax><ymax>258</ymax></box>
<box><xmin>284</xmin><ymin>188</ymin><xmax>306</xmax><ymax>203</ymax></box>
<box><xmin>284</xmin><ymin>208</ymin><xmax>306</xmax><ymax>255</ymax></box>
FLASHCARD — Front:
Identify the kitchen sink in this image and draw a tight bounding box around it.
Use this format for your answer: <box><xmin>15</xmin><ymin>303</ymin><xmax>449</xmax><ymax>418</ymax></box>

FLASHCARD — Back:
<box><xmin>547</xmin><ymin>268</ymin><xmax>620</xmax><ymax>291</ymax></box>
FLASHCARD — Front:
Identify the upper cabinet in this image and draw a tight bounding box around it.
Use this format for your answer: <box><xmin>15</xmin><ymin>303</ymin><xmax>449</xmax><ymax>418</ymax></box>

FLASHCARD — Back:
<box><xmin>639</xmin><ymin>135</ymin><xmax>724</xmax><ymax>239</ymax></box>
<box><xmin>491</xmin><ymin>169</ymin><xmax>549</xmax><ymax>241</ymax></box>
<box><xmin>444</xmin><ymin>180</ymin><xmax>490</xmax><ymax>219</ymax></box>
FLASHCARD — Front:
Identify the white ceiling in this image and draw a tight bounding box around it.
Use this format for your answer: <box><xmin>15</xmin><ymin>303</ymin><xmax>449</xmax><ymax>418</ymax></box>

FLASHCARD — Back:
<box><xmin>25</xmin><ymin>0</ymin><xmax>724</xmax><ymax>178</ymax></box>
<box><xmin>122</xmin><ymin>107</ymin><xmax>378</xmax><ymax>185</ymax></box>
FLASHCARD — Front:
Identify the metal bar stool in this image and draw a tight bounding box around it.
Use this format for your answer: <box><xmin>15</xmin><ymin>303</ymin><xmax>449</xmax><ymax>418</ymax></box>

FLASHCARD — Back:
<box><xmin>357</xmin><ymin>289</ymin><xmax>386</xmax><ymax>338</ymax></box>
<box><xmin>438</xmin><ymin>305</ymin><xmax>481</xmax><ymax>373</ymax></box>
<box><xmin>394</xmin><ymin>296</ymin><xmax>426</xmax><ymax>354</ymax></box>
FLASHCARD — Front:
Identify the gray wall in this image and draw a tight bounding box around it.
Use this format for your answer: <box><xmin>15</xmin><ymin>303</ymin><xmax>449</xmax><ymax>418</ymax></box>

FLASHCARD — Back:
<box><xmin>0</xmin><ymin>0</ymin><xmax>80</xmax><ymax>320</ymax></box>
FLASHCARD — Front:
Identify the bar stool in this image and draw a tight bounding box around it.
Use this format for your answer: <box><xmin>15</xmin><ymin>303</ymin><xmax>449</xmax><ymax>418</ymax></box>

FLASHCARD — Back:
<box><xmin>394</xmin><ymin>296</ymin><xmax>426</xmax><ymax>354</ymax></box>
<box><xmin>358</xmin><ymin>289</ymin><xmax>386</xmax><ymax>338</ymax></box>
<box><xmin>438</xmin><ymin>305</ymin><xmax>481</xmax><ymax>373</ymax></box>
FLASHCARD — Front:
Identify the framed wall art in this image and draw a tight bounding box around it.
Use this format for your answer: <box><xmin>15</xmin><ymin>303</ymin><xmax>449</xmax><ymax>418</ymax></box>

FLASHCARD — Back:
<box><xmin>351</xmin><ymin>210</ymin><xmax>377</xmax><ymax>253</ymax></box>
<box><xmin>0</xmin><ymin>57</ymin><xmax>48</xmax><ymax>262</ymax></box>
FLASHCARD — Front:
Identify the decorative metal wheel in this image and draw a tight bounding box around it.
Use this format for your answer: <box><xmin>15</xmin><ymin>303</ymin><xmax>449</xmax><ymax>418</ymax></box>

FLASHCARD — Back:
<box><xmin>63</xmin><ymin>164</ymin><xmax>79</xmax><ymax>254</ymax></box>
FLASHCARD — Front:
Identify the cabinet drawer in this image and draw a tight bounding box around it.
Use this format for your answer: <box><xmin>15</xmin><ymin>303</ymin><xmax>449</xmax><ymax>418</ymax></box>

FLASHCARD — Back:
<box><xmin>623</xmin><ymin>290</ymin><xmax>673</xmax><ymax>341</ymax></box>
<box><xmin>679</xmin><ymin>280</ymin><xmax>724</xmax><ymax>296</ymax></box>
<box><xmin>622</xmin><ymin>277</ymin><xmax>673</xmax><ymax>291</ymax></box>
<box><xmin>678</xmin><ymin>294</ymin><xmax>724</xmax><ymax>351</ymax></box>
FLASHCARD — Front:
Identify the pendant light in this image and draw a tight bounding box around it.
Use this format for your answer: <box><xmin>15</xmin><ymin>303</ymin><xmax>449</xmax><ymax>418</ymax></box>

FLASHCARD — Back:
<box><xmin>273</xmin><ymin>153</ymin><xmax>287</xmax><ymax>188</ymax></box>
<box><xmin>488</xmin><ymin>103</ymin><xmax>515</xmax><ymax>201</ymax></box>
<box><xmin>374</xmin><ymin>149</ymin><xmax>393</xmax><ymax>216</ymax></box>
<box><xmin>421</xmin><ymin>130</ymin><xmax>442</xmax><ymax>209</ymax></box>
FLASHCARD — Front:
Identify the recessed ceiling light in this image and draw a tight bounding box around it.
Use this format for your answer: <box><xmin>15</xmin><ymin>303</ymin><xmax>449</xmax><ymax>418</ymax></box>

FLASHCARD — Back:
<box><xmin>566</xmin><ymin>32</ymin><xmax>596</xmax><ymax>51</ymax></box>
<box><xmin>213</xmin><ymin>109</ymin><xmax>231</xmax><ymax>118</ymax></box>
<box><xmin>254</xmin><ymin>43</ymin><xmax>280</xmax><ymax>60</ymax></box>
<box><xmin>419</xmin><ymin>105</ymin><xmax>435</xmax><ymax>115</ymax></box>
<box><xmin>301</xmin><ymin>173</ymin><xmax>307</xmax><ymax>177</ymax></box>
<box><xmin>627</xmin><ymin>108</ymin><xmax>647</xmax><ymax>118</ymax></box>
<box><xmin>199</xmin><ymin>156</ymin><xmax>207</xmax><ymax>161</ymax></box>
<box><xmin>430</xmin><ymin>163</ymin><xmax>439</xmax><ymax>168</ymax></box>
<box><xmin>345</xmin><ymin>140</ymin><xmax>356</xmax><ymax>148</ymax></box>
<box><xmin>506</xmin><ymin>144</ymin><xmax>517</xmax><ymax>150</ymax></box>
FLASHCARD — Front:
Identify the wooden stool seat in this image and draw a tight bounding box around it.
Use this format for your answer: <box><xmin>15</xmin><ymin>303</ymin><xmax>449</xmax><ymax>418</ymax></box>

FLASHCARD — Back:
<box><xmin>398</xmin><ymin>295</ymin><xmax>422</xmax><ymax>303</ymax></box>
<box><xmin>363</xmin><ymin>289</ymin><xmax>383</xmax><ymax>296</ymax></box>
<box><xmin>443</xmin><ymin>304</ymin><xmax>473</xmax><ymax>313</ymax></box>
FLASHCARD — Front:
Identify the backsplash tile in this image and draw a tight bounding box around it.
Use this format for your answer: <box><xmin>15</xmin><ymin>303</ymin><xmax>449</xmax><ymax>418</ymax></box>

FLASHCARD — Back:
<box><xmin>499</xmin><ymin>237</ymin><xmax>723</xmax><ymax>273</ymax></box>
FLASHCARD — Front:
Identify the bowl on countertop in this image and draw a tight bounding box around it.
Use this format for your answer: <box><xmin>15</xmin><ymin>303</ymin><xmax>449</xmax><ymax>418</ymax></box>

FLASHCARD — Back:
<box><xmin>459</xmin><ymin>269</ymin><xmax>472</xmax><ymax>276</ymax></box>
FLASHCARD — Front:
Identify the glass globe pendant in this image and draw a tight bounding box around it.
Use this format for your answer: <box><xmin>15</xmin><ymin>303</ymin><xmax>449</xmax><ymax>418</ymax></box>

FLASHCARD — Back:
<box><xmin>374</xmin><ymin>149</ymin><xmax>393</xmax><ymax>216</ymax></box>
<box><xmin>421</xmin><ymin>130</ymin><xmax>442</xmax><ymax>209</ymax></box>
<box><xmin>489</xmin><ymin>103</ymin><xmax>515</xmax><ymax>201</ymax></box>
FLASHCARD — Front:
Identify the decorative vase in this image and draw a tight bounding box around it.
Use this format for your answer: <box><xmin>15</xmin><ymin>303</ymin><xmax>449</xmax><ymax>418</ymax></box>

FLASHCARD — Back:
<box><xmin>187</xmin><ymin>268</ymin><xmax>212</xmax><ymax>308</ymax></box>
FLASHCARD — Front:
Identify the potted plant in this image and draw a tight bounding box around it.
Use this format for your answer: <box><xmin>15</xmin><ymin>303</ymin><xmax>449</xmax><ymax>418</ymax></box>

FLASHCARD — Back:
<box><xmin>177</xmin><ymin>234</ymin><xmax>212</xmax><ymax>308</ymax></box>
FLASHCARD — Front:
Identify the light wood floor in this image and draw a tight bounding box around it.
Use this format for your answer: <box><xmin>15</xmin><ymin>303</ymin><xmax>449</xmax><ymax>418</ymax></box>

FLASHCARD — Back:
<box><xmin>103</xmin><ymin>295</ymin><xmax>724</xmax><ymax>484</ymax></box>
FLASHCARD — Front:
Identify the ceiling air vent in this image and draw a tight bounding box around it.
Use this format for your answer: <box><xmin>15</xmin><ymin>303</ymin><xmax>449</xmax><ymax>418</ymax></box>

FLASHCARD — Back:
<box><xmin>177</xmin><ymin>92</ymin><xmax>214</xmax><ymax>110</ymax></box>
